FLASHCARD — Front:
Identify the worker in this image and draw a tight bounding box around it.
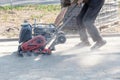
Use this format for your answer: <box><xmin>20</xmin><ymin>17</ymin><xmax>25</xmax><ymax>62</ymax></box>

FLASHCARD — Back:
<box><xmin>54</xmin><ymin>0</ymin><xmax>106</xmax><ymax>50</ymax></box>
<box><xmin>76</xmin><ymin>0</ymin><xmax>106</xmax><ymax>50</ymax></box>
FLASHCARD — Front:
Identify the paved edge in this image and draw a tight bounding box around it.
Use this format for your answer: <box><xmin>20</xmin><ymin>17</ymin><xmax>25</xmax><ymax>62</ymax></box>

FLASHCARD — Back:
<box><xmin>66</xmin><ymin>33</ymin><xmax>120</xmax><ymax>38</ymax></box>
<box><xmin>0</xmin><ymin>1</ymin><xmax>60</xmax><ymax>6</ymax></box>
<box><xmin>0</xmin><ymin>33</ymin><xmax>120</xmax><ymax>42</ymax></box>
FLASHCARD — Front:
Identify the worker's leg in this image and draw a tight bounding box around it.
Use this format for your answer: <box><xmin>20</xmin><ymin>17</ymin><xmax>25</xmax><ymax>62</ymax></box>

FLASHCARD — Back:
<box><xmin>82</xmin><ymin>0</ymin><xmax>104</xmax><ymax>42</ymax></box>
<box><xmin>82</xmin><ymin>0</ymin><xmax>106</xmax><ymax>49</ymax></box>
<box><xmin>76</xmin><ymin>3</ymin><xmax>89</xmax><ymax>42</ymax></box>
<box><xmin>54</xmin><ymin>7</ymin><xmax>68</xmax><ymax>26</ymax></box>
<box><xmin>76</xmin><ymin>4</ymin><xmax>91</xmax><ymax>47</ymax></box>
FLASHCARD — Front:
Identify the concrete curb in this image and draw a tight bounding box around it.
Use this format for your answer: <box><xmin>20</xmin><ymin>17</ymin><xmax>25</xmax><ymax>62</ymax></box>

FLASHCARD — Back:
<box><xmin>0</xmin><ymin>0</ymin><xmax>60</xmax><ymax>6</ymax></box>
<box><xmin>0</xmin><ymin>33</ymin><xmax>120</xmax><ymax>42</ymax></box>
<box><xmin>66</xmin><ymin>33</ymin><xmax>120</xmax><ymax>38</ymax></box>
<box><xmin>0</xmin><ymin>38</ymin><xmax>18</xmax><ymax>42</ymax></box>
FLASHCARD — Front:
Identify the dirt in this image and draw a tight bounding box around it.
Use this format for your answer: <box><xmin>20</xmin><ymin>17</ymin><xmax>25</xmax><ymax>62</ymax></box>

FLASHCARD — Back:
<box><xmin>0</xmin><ymin>7</ymin><xmax>120</xmax><ymax>38</ymax></box>
<box><xmin>0</xmin><ymin>8</ymin><xmax>59</xmax><ymax>38</ymax></box>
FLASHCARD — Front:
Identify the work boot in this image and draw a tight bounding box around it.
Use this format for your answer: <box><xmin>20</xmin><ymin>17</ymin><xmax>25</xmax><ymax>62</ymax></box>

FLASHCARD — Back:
<box><xmin>91</xmin><ymin>40</ymin><xmax>107</xmax><ymax>50</ymax></box>
<box><xmin>76</xmin><ymin>41</ymin><xmax>91</xmax><ymax>48</ymax></box>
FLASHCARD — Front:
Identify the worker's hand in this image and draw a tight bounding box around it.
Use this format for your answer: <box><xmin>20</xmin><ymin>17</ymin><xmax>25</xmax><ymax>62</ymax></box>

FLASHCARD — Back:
<box><xmin>77</xmin><ymin>0</ymin><xmax>83</xmax><ymax>6</ymax></box>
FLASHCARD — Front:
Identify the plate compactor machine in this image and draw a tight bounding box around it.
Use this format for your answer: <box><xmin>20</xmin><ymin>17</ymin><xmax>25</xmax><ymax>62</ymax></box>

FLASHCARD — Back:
<box><xmin>17</xmin><ymin>4</ymin><xmax>78</xmax><ymax>57</ymax></box>
<box><xmin>17</xmin><ymin>22</ymin><xmax>66</xmax><ymax>57</ymax></box>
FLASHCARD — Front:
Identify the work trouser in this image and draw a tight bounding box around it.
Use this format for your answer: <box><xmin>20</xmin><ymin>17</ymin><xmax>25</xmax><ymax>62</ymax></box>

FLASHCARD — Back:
<box><xmin>76</xmin><ymin>0</ymin><xmax>105</xmax><ymax>42</ymax></box>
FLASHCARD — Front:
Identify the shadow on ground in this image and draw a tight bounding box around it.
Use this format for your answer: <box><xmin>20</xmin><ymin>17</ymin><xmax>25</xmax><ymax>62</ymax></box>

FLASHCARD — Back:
<box><xmin>0</xmin><ymin>47</ymin><xmax>120</xmax><ymax>80</ymax></box>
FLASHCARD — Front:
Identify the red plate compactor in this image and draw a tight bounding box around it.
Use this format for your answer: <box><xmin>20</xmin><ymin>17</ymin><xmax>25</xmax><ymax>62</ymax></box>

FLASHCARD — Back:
<box><xmin>17</xmin><ymin>4</ymin><xmax>78</xmax><ymax>57</ymax></box>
